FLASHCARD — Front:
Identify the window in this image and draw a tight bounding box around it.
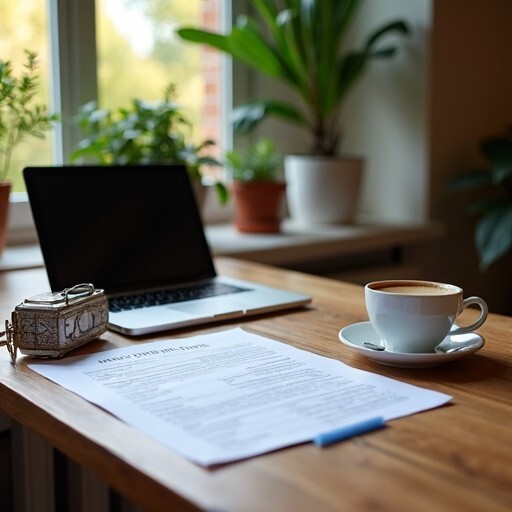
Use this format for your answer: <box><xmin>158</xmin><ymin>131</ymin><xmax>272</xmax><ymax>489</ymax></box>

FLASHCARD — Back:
<box><xmin>4</xmin><ymin>0</ymin><xmax>228</xmax><ymax>244</ymax></box>
<box><xmin>96</xmin><ymin>0</ymin><xmax>225</xmax><ymax>152</ymax></box>
<box><xmin>0</xmin><ymin>0</ymin><xmax>54</xmax><ymax>194</ymax></box>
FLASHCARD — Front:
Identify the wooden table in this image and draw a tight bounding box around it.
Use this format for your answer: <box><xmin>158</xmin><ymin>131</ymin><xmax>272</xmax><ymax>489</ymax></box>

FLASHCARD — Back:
<box><xmin>1</xmin><ymin>258</ymin><xmax>511</xmax><ymax>512</ymax></box>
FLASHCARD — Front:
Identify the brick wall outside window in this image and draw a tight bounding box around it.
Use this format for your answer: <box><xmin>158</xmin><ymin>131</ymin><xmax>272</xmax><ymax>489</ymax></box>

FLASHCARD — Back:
<box><xmin>200</xmin><ymin>0</ymin><xmax>223</xmax><ymax>155</ymax></box>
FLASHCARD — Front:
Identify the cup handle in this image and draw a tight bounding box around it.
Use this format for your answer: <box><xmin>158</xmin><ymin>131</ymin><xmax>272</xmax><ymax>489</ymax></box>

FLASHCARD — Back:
<box><xmin>450</xmin><ymin>296</ymin><xmax>488</xmax><ymax>335</ymax></box>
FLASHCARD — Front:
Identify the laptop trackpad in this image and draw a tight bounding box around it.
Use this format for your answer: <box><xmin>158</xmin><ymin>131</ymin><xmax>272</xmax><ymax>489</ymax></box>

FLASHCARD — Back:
<box><xmin>168</xmin><ymin>299</ymin><xmax>245</xmax><ymax>317</ymax></box>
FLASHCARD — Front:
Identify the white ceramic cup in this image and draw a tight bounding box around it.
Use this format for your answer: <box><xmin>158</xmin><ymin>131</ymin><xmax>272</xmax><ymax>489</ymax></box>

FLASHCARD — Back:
<box><xmin>364</xmin><ymin>280</ymin><xmax>488</xmax><ymax>353</ymax></box>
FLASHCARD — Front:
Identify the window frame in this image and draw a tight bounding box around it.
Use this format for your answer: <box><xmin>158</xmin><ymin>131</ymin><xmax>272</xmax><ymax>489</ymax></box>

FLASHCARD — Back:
<box><xmin>8</xmin><ymin>0</ymin><xmax>234</xmax><ymax>246</ymax></box>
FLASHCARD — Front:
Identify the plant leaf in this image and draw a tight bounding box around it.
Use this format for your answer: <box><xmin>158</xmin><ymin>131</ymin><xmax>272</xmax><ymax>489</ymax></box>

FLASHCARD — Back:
<box><xmin>178</xmin><ymin>24</ymin><xmax>285</xmax><ymax>80</ymax></box>
<box><xmin>481</xmin><ymin>136</ymin><xmax>512</xmax><ymax>184</ymax></box>
<box><xmin>251</xmin><ymin>1</ymin><xmax>304</xmax><ymax>84</ymax></box>
<box><xmin>335</xmin><ymin>52</ymin><xmax>367</xmax><ymax>108</ymax></box>
<box><xmin>365</xmin><ymin>20</ymin><xmax>410</xmax><ymax>50</ymax></box>
<box><xmin>475</xmin><ymin>203</ymin><xmax>512</xmax><ymax>270</ymax></box>
<box><xmin>467</xmin><ymin>197</ymin><xmax>506</xmax><ymax>216</ymax></box>
<box><xmin>314</xmin><ymin>0</ymin><xmax>360</xmax><ymax>117</ymax></box>
<box><xmin>214</xmin><ymin>182</ymin><xmax>229</xmax><ymax>206</ymax></box>
<box><xmin>332</xmin><ymin>19</ymin><xmax>410</xmax><ymax>112</ymax></box>
<box><xmin>232</xmin><ymin>100</ymin><xmax>306</xmax><ymax>134</ymax></box>
<box><xmin>446</xmin><ymin>169</ymin><xmax>492</xmax><ymax>193</ymax></box>
<box><xmin>481</xmin><ymin>136</ymin><xmax>512</xmax><ymax>160</ymax></box>
<box><xmin>175</xmin><ymin>28</ymin><xmax>232</xmax><ymax>53</ymax></box>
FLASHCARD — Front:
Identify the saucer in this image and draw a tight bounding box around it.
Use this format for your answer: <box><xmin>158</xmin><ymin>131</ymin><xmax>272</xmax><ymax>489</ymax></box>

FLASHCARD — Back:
<box><xmin>338</xmin><ymin>321</ymin><xmax>485</xmax><ymax>368</ymax></box>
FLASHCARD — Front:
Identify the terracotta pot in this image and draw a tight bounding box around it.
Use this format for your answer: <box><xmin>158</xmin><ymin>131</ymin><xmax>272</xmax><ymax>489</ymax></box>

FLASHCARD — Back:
<box><xmin>0</xmin><ymin>181</ymin><xmax>11</xmax><ymax>254</ymax></box>
<box><xmin>231</xmin><ymin>181</ymin><xmax>286</xmax><ymax>233</ymax></box>
<box><xmin>284</xmin><ymin>155</ymin><xmax>363</xmax><ymax>225</ymax></box>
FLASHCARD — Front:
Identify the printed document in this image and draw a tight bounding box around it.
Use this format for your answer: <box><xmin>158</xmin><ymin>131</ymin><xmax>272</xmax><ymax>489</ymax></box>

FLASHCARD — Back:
<box><xmin>29</xmin><ymin>328</ymin><xmax>451</xmax><ymax>466</ymax></box>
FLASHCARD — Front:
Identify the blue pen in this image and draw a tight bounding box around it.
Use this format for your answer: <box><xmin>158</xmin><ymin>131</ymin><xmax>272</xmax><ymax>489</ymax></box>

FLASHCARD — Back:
<box><xmin>313</xmin><ymin>416</ymin><xmax>385</xmax><ymax>447</ymax></box>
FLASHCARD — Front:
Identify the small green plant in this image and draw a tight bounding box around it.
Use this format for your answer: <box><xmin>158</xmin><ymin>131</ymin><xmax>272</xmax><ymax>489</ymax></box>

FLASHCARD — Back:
<box><xmin>71</xmin><ymin>84</ymin><xmax>228</xmax><ymax>203</ymax></box>
<box><xmin>448</xmin><ymin>130</ymin><xmax>512</xmax><ymax>271</ymax></box>
<box><xmin>0</xmin><ymin>50</ymin><xmax>59</xmax><ymax>182</ymax></box>
<box><xmin>224</xmin><ymin>138</ymin><xmax>282</xmax><ymax>182</ymax></box>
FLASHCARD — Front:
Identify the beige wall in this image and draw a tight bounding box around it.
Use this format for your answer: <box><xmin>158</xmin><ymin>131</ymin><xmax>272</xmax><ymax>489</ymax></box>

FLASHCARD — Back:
<box><xmin>429</xmin><ymin>0</ymin><xmax>512</xmax><ymax>314</ymax></box>
<box><xmin>344</xmin><ymin>0</ymin><xmax>431</xmax><ymax>224</ymax></box>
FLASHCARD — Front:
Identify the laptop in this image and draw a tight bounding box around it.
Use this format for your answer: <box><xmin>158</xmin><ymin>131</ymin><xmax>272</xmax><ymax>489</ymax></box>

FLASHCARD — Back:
<box><xmin>23</xmin><ymin>165</ymin><xmax>311</xmax><ymax>336</ymax></box>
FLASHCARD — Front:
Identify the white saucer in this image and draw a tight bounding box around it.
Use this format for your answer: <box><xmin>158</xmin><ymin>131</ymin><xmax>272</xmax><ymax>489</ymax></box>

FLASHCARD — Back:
<box><xmin>339</xmin><ymin>321</ymin><xmax>485</xmax><ymax>368</ymax></box>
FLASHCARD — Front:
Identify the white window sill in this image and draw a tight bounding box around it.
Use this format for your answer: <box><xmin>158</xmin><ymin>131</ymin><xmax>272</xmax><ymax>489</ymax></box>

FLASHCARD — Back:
<box><xmin>0</xmin><ymin>244</ymin><xmax>44</xmax><ymax>271</ymax></box>
<box><xmin>207</xmin><ymin>220</ymin><xmax>445</xmax><ymax>265</ymax></box>
<box><xmin>0</xmin><ymin>221</ymin><xmax>445</xmax><ymax>276</ymax></box>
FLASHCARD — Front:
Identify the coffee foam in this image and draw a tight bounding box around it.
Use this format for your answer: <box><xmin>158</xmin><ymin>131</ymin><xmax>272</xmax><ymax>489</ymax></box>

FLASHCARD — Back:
<box><xmin>371</xmin><ymin>281</ymin><xmax>456</xmax><ymax>296</ymax></box>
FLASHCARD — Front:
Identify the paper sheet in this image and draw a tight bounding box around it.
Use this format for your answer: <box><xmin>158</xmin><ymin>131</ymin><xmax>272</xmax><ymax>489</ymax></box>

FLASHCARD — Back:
<box><xmin>28</xmin><ymin>328</ymin><xmax>451</xmax><ymax>466</ymax></box>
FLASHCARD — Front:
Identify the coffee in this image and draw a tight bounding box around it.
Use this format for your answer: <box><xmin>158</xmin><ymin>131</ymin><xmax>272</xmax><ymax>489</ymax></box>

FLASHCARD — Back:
<box><xmin>365</xmin><ymin>279</ymin><xmax>488</xmax><ymax>353</ymax></box>
<box><xmin>376</xmin><ymin>284</ymin><xmax>453</xmax><ymax>296</ymax></box>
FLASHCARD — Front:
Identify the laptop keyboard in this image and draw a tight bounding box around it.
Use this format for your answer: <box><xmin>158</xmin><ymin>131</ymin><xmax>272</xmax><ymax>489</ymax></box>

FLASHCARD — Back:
<box><xmin>108</xmin><ymin>282</ymin><xmax>250</xmax><ymax>313</ymax></box>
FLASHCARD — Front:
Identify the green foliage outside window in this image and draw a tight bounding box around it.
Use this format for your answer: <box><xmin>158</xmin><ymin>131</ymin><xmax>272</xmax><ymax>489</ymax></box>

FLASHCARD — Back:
<box><xmin>0</xmin><ymin>50</ymin><xmax>59</xmax><ymax>183</ymax></box>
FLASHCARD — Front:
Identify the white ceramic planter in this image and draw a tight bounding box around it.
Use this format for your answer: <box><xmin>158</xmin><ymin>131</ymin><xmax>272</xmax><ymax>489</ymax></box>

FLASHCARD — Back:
<box><xmin>284</xmin><ymin>155</ymin><xmax>363</xmax><ymax>224</ymax></box>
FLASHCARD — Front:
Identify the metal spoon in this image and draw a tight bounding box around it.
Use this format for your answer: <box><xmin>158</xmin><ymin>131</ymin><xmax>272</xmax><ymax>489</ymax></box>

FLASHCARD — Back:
<box><xmin>363</xmin><ymin>342</ymin><xmax>385</xmax><ymax>351</ymax></box>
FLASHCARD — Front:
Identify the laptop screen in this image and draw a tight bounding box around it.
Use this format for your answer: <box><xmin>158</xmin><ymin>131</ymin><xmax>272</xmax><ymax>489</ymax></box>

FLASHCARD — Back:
<box><xmin>24</xmin><ymin>165</ymin><xmax>217</xmax><ymax>294</ymax></box>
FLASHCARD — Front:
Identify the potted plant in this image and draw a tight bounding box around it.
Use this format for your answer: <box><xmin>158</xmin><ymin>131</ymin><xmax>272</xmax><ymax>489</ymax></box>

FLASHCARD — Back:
<box><xmin>0</xmin><ymin>50</ymin><xmax>58</xmax><ymax>253</ymax></box>
<box><xmin>224</xmin><ymin>137</ymin><xmax>285</xmax><ymax>233</ymax></box>
<box><xmin>448</xmin><ymin>130</ymin><xmax>512</xmax><ymax>271</ymax></box>
<box><xmin>71</xmin><ymin>83</ymin><xmax>228</xmax><ymax>208</ymax></box>
<box><xmin>177</xmin><ymin>0</ymin><xmax>410</xmax><ymax>224</ymax></box>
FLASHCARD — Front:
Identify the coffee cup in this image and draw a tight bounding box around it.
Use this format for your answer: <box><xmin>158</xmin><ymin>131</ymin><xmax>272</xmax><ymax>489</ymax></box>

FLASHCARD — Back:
<box><xmin>364</xmin><ymin>280</ymin><xmax>488</xmax><ymax>353</ymax></box>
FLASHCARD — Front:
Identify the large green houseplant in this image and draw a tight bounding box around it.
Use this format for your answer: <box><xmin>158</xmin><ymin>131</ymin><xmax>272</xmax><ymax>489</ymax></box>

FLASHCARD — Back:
<box><xmin>179</xmin><ymin>0</ymin><xmax>409</xmax><ymax>156</ymax></box>
<box><xmin>0</xmin><ymin>50</ymin><xmax>58</xmax><ymax>253</ymax></box>
<box><xmin>448</xmin><ymin>130</ymin><xmax>512</xmax><ymax>271</ymax></box>
<box><xmin>178</xmin><ymin>0</ymin><xmax>409</xmax><ymax>225</ymax></box>
<box><xmin>71</xmin><ymin>84</ymin><xmax>228</xmax><ymax>207</ymax></box>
